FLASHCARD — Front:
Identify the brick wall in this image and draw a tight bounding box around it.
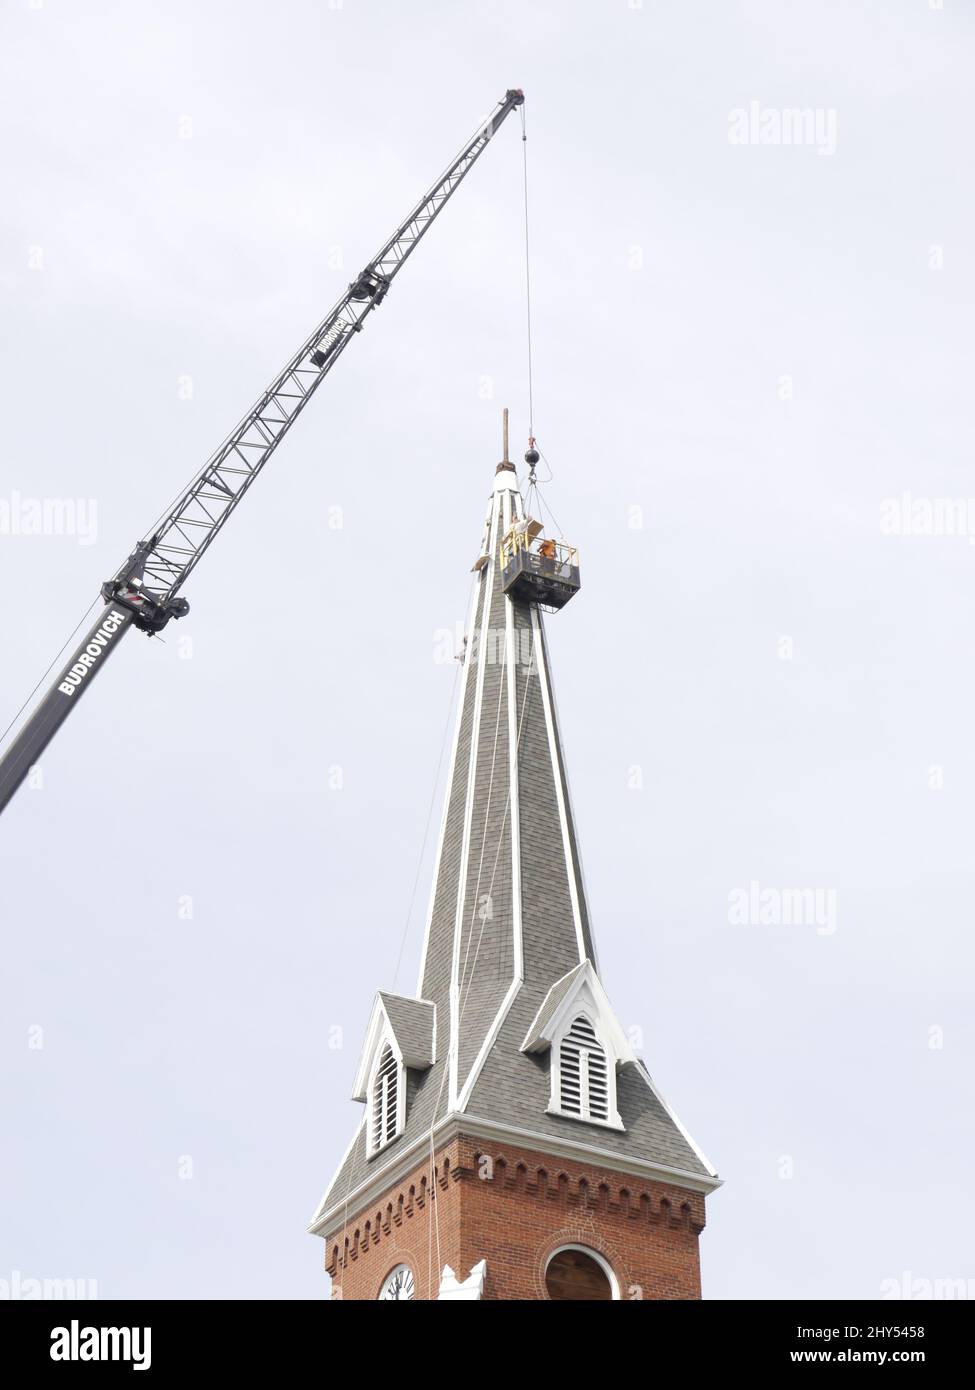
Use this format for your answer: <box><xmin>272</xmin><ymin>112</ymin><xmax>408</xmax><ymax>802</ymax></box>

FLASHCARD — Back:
<box><xmin>324</xmin><ymin>1133</ymin><xmax>706</xmax><ymax>1301</ymax></box>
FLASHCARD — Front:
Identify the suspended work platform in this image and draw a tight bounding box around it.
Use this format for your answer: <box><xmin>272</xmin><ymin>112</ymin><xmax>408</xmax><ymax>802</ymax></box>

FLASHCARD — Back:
<box><xmin>500</xmin><ymin>517</ymin><xmax>580</xmax><ymax>611</ymax></box>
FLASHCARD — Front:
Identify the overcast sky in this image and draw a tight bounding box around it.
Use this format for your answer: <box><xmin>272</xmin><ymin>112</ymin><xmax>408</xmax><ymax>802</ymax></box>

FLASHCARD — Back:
<box><xmin>1</xmin><ymin>0</ymin><xmax>973</xmax><ymax>1301</ymax></box>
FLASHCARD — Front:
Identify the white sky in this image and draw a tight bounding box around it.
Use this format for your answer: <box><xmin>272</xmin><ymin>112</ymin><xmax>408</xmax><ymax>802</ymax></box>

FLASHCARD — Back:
<box><xmin>1</xmin><ymin>0</ymin><xmax>973</xmax><ymax>1299</ymax></box>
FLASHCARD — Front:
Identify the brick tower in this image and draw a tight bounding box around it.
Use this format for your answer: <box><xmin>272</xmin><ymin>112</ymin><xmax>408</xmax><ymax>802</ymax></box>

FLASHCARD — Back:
<box><xmin>310</xmin><ymin>435</ymin><xmax>720</xmax><ymax>1300</ymax></box>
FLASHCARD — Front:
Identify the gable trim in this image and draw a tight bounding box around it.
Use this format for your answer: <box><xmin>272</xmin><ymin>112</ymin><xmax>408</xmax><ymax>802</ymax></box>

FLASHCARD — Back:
<box><xmin>520</xmin><ymin>960</ymin><xmax>637</xmax><ymax>1066</ymax></box>
<box><xmin>448</xmin><ymin>489</ymin><xmax>500</xmax><ymax>1110</ymax></box>
<box><xmin>351</xmin><ymin>993</ymin><xmax>435</xmax><ymax>1101</ymax></box>
<box><xmin>308</xmin><ymin>1111</ymin><xmax>721</xmax><ymax>1238</ymax></box>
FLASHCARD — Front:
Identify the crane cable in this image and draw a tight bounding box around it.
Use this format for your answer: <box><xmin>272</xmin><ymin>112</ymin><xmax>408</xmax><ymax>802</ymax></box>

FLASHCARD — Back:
<box><xmin>519</xmin><ymin>105</ymin><xmax>535</xmax><ymax>452</ymax></box>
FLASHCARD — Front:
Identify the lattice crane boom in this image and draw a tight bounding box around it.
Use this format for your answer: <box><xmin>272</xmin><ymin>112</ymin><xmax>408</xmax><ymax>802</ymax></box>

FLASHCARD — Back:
<box><xmin>0</xmin><ymin>88</ymin><xmax>525</xmax><ymax>816</ymax></box>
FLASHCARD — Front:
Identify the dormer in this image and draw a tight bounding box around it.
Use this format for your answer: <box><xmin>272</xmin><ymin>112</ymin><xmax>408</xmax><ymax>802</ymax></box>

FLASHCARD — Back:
<box><xmin>520</xmin><ymin>961</ymin><xmax>636</xmax><ymax>1132</ymax></box>
<box><xmin>352</xmin><ymin>993</ymin><xmax>435</xmax><ymax>1159</ymax></box>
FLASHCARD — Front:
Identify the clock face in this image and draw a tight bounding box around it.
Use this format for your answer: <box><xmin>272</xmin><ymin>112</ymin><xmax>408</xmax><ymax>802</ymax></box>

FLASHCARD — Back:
<box><xmin>378</xmin><ymin>1264</ymin><xmax>415</xmax><ymax>1301</ymax></box>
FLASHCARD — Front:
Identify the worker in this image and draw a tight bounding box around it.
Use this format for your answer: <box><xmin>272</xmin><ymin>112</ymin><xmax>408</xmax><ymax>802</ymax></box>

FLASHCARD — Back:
<box><xmin>538</xmin><ymin>537</ymin><xmax>557</xmax><ymax>560</ymax></box>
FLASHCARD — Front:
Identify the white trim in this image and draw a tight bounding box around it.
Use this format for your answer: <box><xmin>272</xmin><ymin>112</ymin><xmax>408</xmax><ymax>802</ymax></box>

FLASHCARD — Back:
<box><xmin>454</xmin><ymin>489</ymin><xmax>527</xmax><ymax>1112</ymax></box>
<box><xmin>520</xmin><ymin>959</ymin><xmax>636</xmax><ymax>1065</ymax></box>
<box><xmin>544</xmin><ymin>1244</ymin><xmax>620</xmax><ymax>1301</ymax></box>
<box><xmin>308</xmin><ymin>1113</ymin><xmax>366</xmax><ymax>1227</ymax></box>
<box><xmin>531</xmin><ymin>604</ymin><xmax>588</xmax><ymax>964</ymax></box>
<box><xmin>460</xmin><ymin>1113</ymin><xmax>723</xmax><ymax>1194</ymax></box>
<box><xmin>448</xmin><ymin>490</ymin><xmax>500</xmax><ymax>1109</ymax></box>
<box><xmin>438</xmin><ymin>1259</ymin><xmax>486</xmax><ymax>1300</ymax></box>
<box><xmin>365</xmin><ymin>1034</ymin><xmax>406</xmax><ymax>1158</ymax></box>
<box><xmin>456</xmin><ymin>975</ymin><xmax>521</xmax><ymax>1112</ymax></box>
<box><xmin>415</xmin><ymin>499</ymin><xmax>490</xmax><ymax>994</ymax></box>
<box><xmin>636</xmin><ymin>1061</ymin><xmax>720</xmax><ymax>1179</ymax></box>
<box><xmin>351</xmin><ymin>996</ymin><xmax>388</xmax><ymax>1102</ymax></box>
<box><xmin>536</xmin><ymin>617</ymin><xmax>600</xmax><ymax>976</ymax></box>
<box><xmin>503</xmin><ymin>490</ymin><xmax>524</xmax><ymax>993</ymax></box>
<box><xmin>520</xmin><ymin>961</ymin><xmax>586</xmax><ymax>1051</ymax></box>
<box><xmin>493</xmin><ymin>465</ymin><xmax>519</xmax><ymax>493</ymax></box>
<box><xmin>547</xmin><ymin>1005</ymin><xmax>624</xmax><ymax>1131</ymax></box>
<box><xmin>351</xmin><ymin>993</ymin><xmax>434</xmax><ymax>1100</ymax></box>
<box><xmin>308</xmin><ymin>1111</ymin><xmax>721</xmax><ymax>1237</ymax></box>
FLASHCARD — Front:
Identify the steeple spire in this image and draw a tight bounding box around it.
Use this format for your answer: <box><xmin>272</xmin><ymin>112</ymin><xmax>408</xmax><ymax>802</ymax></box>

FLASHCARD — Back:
<box><xmin>311</xmin><ymin>432</ymin><xmax>719</xmax><ymax>1299</ymax></box>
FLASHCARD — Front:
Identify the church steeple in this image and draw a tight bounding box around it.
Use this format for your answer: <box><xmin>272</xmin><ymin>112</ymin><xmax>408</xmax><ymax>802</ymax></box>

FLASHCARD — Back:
<box><xmin>311</xmin><ymin>428</ymin><xmax>719</xmax><ymax>1301</ymax></box>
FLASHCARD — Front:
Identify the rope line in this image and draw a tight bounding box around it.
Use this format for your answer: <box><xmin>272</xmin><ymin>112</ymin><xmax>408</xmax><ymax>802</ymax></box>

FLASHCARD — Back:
<box><xmin>0</xmin><ymin>596</ymin><xmax>100</xmax><ymax>751</ymax></box>
<box><xmin>424</xmin><ymin>636</ymin><xmax>536</xmax><ymax>1295</ymax></box>
<box><xmin>456</xmin><ymin>631</ymin><xmax>507</xmax><ymax>998</ymax></box>
<box><xmin>458</xmin><ymin>630</ymin><xmax>535</xmax><ymax>1018</ymax></box>
<box><xmin>390</xmin><ymin>651</ymin><xmax>464</xmax><ymax>993</ymax></box>
<box><xmin>424</xmin><ymin>567</ymin><xmax>509</xmax><ymax>1295</ymax></box>
<box><xmin>423</xmin><ymin>504</ymin><xmax>539</xmax><ymax>1297</ymax></box>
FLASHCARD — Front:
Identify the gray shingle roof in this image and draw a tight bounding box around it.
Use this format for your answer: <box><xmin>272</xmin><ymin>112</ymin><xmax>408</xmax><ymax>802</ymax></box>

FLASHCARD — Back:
<box><xmin>314</xmin><ymin>466</ymin><xmax>716</xmax><ymax>1228</ymax></box>
<box><xmin>520</xmin><ymin>962</ymin><xmax>588</xmax><ymax>1052</ymax></box>
<box><xmin>376</xmin><ymin>994</ymin><xmax>434</xmax><ymax>1070</ymax></box>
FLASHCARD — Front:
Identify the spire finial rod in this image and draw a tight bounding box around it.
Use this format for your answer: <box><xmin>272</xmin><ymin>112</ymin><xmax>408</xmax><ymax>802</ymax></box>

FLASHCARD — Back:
<box><xmin>495</xmin><ymin>407</ymin><xmax>516</xmax><ymax>477</ymax></box>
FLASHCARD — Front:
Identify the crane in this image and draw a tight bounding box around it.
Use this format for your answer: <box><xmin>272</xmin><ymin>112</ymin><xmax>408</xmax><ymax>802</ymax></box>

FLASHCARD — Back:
<box><xmin>0</xmin><ymin>88</ymin><xmax>525</xmax><ymax>817</ymax></box>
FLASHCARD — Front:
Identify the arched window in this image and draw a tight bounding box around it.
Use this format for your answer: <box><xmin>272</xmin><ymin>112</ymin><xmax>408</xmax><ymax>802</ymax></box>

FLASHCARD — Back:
<box><xmin>558</xmin><ymin>1015</ymin><xmax>610</xmax><ymax>1122</ymax></box>
<box><xmin>370</xmin><ymin>1044</ymin><xmax>399</xmax><ymax>1154</ymax></box>
<box><xmin>545</xmin><ymin>1245</ymin><xmax>619</xmax><ymax>1301</ymax></box>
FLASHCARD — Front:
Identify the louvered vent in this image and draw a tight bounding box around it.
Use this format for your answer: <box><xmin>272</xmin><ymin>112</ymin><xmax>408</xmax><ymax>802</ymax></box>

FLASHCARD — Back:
<box><xmin>371</xmin><ymin>1044</ymin><xmax>399</xmax><ymax>1152</ymax></box>
<box><xmin>559</xmin><ymin>1016</ymin><xmax>610</xmax><ymax>1122</ymax></box>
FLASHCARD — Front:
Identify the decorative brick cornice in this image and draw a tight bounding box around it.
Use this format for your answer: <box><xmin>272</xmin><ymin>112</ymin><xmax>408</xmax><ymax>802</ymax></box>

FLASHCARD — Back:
<box><xmin>325</xmin><ymin>1132</ymin><xmax>705</xmax><ymax>1283</ymax></box>
<box><xmin>460</xmin><ymin>1141</ymin><xmax>706</xmax><ymax>1234</ymax></box>
<box><xmin>325</xmin><ymin>1140</ymin><xmax>462</xmax><ymax>1278</ymax></box>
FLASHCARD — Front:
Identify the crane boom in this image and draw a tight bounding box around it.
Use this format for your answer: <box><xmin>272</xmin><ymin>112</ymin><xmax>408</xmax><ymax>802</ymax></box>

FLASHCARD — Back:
<box><xmin>0</xmin><ymin>88</ymin><xmax>525</xmax><ymax>817</ymax></box>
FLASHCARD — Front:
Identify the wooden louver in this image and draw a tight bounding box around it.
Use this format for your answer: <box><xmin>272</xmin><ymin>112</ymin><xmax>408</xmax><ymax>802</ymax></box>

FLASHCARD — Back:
<box><xmin>559</xmin><ymin>1016</ymin><xmax>610</xmax><ymax>1122</ymax></box>
<box><xmin>372</xmin><ymin>1044</ymin><xmax>399</xmax><ymax>1151</ymax></box>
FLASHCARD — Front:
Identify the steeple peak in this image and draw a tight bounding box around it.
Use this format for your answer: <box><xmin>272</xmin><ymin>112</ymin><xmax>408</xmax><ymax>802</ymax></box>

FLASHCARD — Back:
<box><xmin>311</xmin><ymin>430</ymin><xmax>719</xmax><ymax>1297</ymax></box>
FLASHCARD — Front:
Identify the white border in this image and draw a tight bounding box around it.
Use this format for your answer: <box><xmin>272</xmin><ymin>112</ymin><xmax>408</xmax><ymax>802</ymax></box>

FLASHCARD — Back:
<box><xmin>531</xmin><ymin>604</ymin><xmax>588</xmax><ymax>964</ymax></box>
<box><xmin>455</xmin><ymin>487</ymin><xmax>525</xmax><ymax>1110</ymax></box>
<box><xmin>544</xmin><ymin>1244</ymin><xmax>620</xmax><ymax>1301</ymax></box>
<box><xmin>448</xmin><ymin>490</ymin><xmax>500</xmax><ymax>1108</ymax></box>
<box><xmin>309</xmin><ymin>1111</ymin><xmax>721</xmax><ymax>1237</ymax></box>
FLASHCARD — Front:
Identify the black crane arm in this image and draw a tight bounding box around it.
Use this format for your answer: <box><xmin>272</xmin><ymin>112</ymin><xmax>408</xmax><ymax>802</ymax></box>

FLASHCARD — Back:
<box><xmin>0</xmin><ymin>88</ymin><xmax>524</xmax><ymax>816</ymax></box>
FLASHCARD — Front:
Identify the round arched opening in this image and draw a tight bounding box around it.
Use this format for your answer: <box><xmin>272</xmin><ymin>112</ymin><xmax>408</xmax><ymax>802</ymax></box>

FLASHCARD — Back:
<box><xmin>544</xmin><ymin>1245</ymin><xmax>618</xmax><ymax>1301</ymax></box>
